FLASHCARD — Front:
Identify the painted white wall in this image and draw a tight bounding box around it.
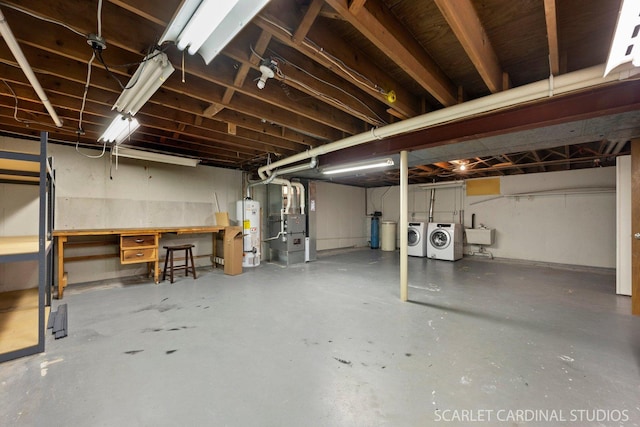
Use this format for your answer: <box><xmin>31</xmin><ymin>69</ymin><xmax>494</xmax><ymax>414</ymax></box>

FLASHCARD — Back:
<box><xmin>367</xmin><ymin>167</ymin><xmax>617</xmax><ymax>268</ymax></box>
<box><xmin>50</xmin><ymin>144</ymin><xmax>242</xmax><ymax>229</ymax></box>
<box><xmin>315</xmin><ymin>181</ymin><xmax>367</xmax><ymax>250</ymax></box>
<box><xmin>0</xmin><ymin>136</ymin><xmax>243</xmax><ymax>287</ymax></box>
<box><xmin>616</xmin><ymin>156</ymin><xmax>632</xmax><ymax>295</ymax></box>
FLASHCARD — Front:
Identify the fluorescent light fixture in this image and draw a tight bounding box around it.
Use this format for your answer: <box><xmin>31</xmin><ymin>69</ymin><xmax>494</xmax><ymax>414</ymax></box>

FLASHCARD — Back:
<box><xmin>115</xmin><ymin>146</ymin><xmax>200</xmax><ymax>167</ymax></box>
<box><xmin>160</xmin><ymin>0</ymin><xmax>271</xmax><ymax>64</ymax></box>
<box><xmin>177</xmin><ymin>0</ymin><xmax>239</xmax><ymax>55</ymax></box>
<box><xmin>112</xmin><ymin>50</ymin><xmax>175</xmax><ymax>116</ymax></box>
<box><xmin>418</xmin><ymin>180</ymin><xmax>465</xmax><ymax>190</ymax></box>
<box><xmin>323</xmin><ymin>158</ymin><xmax>394</xmax><ymax>175</ymax></box>
<box><xmin>98</xmin><ymin>114</ymin><xmax>140</xmax><ymax>144</ymax></box>
<box><xmin>604</xmin><ymin>0</ymin><xmax>640</xmax><ymax>76</ymax></box>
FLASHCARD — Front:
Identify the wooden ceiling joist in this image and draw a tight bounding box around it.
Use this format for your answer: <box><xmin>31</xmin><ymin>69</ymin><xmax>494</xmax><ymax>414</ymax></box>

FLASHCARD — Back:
<box><xmin>254</xmin><ymin>3</ymin><xmax>421</xmax><ymax>118</ymax></box>
<box><xmin>0</xmin><ymin>0</ymin><xmax>632</xmax><ymax>186</ymax></box>
<box><xmin>325</xmin><ymin>0</ymin><xmax>457</xmax><ymax>106</ymax></box>
<box><xmin>434</xmin><ymin>0</ymin><xmax>504</xmax><ymax>94</ymax></box>
<box><xmin>543</xmin><ymin>0</ymin><xmax>560</xmax><ymax>76</ymax></box>
<box><xmin>292</xmin><ymin>0</ymin><xmax>324</xmax><ymax>44</ymax></box>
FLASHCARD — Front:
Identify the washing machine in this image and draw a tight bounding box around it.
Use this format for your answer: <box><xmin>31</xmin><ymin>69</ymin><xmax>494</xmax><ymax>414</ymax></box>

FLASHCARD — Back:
<box><xmin>408</xmin><ymin>222</ymin><xmax>428</xmax><ymax>257</ymax></box>
<box><xmin>426</xmin><ymin>223</ymin><xmax>463</xmax><ymax>261</ymax></box>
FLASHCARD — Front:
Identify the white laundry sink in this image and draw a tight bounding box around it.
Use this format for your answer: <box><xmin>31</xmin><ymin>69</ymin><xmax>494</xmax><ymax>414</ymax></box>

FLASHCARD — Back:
<box><xmin>465</xmin><ymin>228</ymin><xmax>495</xmax><ymax>245</ymax></box>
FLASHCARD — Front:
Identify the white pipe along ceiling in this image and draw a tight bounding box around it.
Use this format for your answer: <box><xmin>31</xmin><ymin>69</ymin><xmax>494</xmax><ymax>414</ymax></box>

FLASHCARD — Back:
<box><xmin>0</xmin><ymin>8</ymin><xmax>63</xmax><ymax>128</ymax></box>
<box><xmin>257</xmin><ymin>64</ymin><xmax>640</xmax><ymax>177</ymax></box>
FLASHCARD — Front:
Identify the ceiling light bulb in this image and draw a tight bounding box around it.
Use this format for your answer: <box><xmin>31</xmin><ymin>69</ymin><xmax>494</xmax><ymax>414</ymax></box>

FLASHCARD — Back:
<box><xmin>257</xmin><ymin>64</ymin><xmax>275</xmax><ymax>89</ymax></box>
<box><xmin>459</xmin><ymin>164</ymin><xmax>467</xmax><ymax>171</ymax></box>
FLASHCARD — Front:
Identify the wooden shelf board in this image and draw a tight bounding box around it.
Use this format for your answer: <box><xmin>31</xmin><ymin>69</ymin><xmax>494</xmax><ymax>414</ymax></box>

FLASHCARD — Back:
<box><xmin>0</xmin><ymin>236</ymin><xmax>51</xmax><ymax>256</ymax></box>
<box><xmin>0</xmin><ymin>289</ymin><xmax>48</xmax><ymax>355</ymax></box>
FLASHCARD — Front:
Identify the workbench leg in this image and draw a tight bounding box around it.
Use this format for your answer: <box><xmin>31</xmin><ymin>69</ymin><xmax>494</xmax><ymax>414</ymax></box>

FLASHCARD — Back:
<box><xmin>212</xmin><ymin>232</ymin><xmax>217</xmax><ymax>268</ymax></box>
<box><xmin>154</xmin><ymin>233</ymin><xmax>160</xmax><ymax>283</ymax></box>
<box><xmin>57</xmin><ymin>236</ymin><xmax>67</xmax><ymax>299</ymax></box>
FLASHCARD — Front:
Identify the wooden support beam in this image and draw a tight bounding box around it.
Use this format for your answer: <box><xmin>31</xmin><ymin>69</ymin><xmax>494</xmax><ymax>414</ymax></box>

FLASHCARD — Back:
<box><xmin>415</xmin><ymin>164</ymin><xmax>435</xmax><ymax>173</ymax></box>
<box><xmin>632</xmin><ymin>138</ymin><xmax>640</xmax><ymax>315</ymax></box>
<box><xmin>544</xmin><ymin>0</ymin><xmax>560</xmax><ymax>76</ymax></box>
<box><xmin>324</xmin><ymin>0</ymin><xmax>457</xmax><ymax>106</ymax></box>
<box><xmin>433</xmin><ymin>161</ymin><xmax>452</xmax><ymax>170</ymax></box>
<box><xmin>254</xmin><ymin>12</ymin><xmax>420</xmax><ymax>117</ymax></box>
<box><xmin>348</xmin><ymin>0</ymin><xmax>368</xmax><ymax>14</ymax></box>
<box><xmin>249</xmin><ymin>31</ymin><xmax>273</xmax><ymax>65</ymax></box>
<box><xmin>530</xmin><ymin>150</ymin><xmax>546</xmax><ymax>172</ymax></box>
<box><xmin>209</xmin><ymin>30</ymin><xmax>272</xmax><ymax>118</ymax></box>
<box><xmin>387</xmin><ymin>108</ymin><xmax>407</xmax><ymax>120</ymax></box>
<box><xmin>292</xmin><ymin>0</ymin><xmax>324</xmax><ymax>44</ymax></box>
<box><xmin>503</xmin><ymin>72</ymin><xmax>511</xmax><ymax>91</ymax></box>
<box><xmin>434</xmin><ymin>0</ymin><xmax>503</xmax><ymax>94</ymax></box>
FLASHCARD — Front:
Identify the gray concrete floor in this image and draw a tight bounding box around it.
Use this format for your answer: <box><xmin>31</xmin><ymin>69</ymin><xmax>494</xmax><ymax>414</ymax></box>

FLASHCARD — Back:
<box><xmin>1</xmin><ymin>249</ymin><xmax>640</xmax><ymax>427</ymax></box>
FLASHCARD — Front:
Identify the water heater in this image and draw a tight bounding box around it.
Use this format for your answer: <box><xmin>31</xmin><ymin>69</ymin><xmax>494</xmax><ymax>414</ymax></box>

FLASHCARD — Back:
<box><xmin>236</xmin><ymin>199</ymin><xmax>260</xmax><ymax>267</ymax></box>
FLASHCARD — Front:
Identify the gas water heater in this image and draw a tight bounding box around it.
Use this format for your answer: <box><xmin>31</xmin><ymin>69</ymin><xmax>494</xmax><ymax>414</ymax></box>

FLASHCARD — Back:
<box><xmin>236</xmin><ymin>199</ymin><xmax>260</xmax><ymax>267</ymax></box>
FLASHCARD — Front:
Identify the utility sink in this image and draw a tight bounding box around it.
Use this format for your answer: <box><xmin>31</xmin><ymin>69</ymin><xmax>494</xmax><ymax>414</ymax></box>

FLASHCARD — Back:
<box><xmin>465</xmin><ymin>228</ymin><xmax>495</xmax><ymax>245</ymax></box>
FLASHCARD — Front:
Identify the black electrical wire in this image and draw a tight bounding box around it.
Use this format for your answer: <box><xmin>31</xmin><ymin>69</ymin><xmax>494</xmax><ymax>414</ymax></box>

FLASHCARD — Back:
<box><xmin>94</xmin><ymin>43</ymin><xmax>171</xmax><ymax>92</ymax></box>
<box><xmin>95</xmin><ymin>48</ymin><xmax>126</xmax><ymax>91</ymax></box>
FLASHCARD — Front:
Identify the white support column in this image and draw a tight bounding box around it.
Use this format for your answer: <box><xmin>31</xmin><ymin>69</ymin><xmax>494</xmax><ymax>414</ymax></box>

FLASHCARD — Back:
<box><xmin>400</xmin><ymin>150</ymin><xmax>409</xmax><ymax>301</ymax></box>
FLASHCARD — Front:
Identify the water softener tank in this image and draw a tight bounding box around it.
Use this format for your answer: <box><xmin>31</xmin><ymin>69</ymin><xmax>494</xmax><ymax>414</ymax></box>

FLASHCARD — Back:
<box><xmin>371</xmin><ymin>216</ymin><xmax>380</xmax><ymax>249</ymax></box>
<box><xmin>236</xmin><ymin>199</ymin><xmax>260</xmax><ymax>267</ymax></box>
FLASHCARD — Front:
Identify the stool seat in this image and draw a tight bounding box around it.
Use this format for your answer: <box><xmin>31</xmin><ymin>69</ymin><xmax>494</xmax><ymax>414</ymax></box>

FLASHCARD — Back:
<box><xmin>162</xmin><ymin>244</ymin><xmax>196</xmax><ymax>283</ymax></box>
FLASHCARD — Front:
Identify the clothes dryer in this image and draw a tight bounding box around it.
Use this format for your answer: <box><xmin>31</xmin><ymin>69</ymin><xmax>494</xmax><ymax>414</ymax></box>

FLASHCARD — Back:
<box><xmin>426</xmin><ymin>223</ymin><xmax>463</xmax><ymax>261</ymax></box>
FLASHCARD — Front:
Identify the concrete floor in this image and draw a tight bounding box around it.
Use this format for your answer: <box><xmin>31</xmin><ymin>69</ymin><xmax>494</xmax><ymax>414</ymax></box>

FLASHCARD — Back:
<box><xmin>1</xmin><ymin>249</ymin><xmax>639</xmax><ymax>426</ymax></box>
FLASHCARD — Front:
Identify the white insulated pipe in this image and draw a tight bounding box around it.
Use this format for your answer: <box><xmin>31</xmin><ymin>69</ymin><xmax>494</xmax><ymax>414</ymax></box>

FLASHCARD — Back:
<box><xmin>257</xmin><ymin>64</ymin><xmax>639</xmax><ymax>176</ymax></box>
<box><xmin>0</xmin><ymin>8</ymin><xmax>63</xmax><ymax>127</ymax></box>
<box><xmin>291</xmin><ymin>182</ymin><xmax>305</xmax><ymax>214</ymax></box>
<box><xmin>258</xmin><ymin>157</ymin><xmax>317</xmax><ymax>180</ymax></box>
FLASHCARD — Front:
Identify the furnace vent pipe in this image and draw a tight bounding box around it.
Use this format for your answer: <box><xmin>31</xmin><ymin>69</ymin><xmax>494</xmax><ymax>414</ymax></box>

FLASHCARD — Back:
<box><xmin>291</xmin><ymin>182</ymin><xmax>305</xmax><ymax>214</ymax></box>
<box><xmin>257</xmin><ymin>64</ymin><xmax>639</xmax><ymax>177</ymax></box>
<box><xmin>0</xmin><ymin>8</ymin><xmax>63</xmax><ymax>127</ymax></box>
<box><xmin>428</xmin><ymin>189</ymin><xmax>435</xmax><ymax>223</ymax></box>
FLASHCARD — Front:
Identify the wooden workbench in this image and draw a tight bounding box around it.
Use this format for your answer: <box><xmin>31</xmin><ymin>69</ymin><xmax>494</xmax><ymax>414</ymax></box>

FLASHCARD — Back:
<box><xmin>53</xmin><ymin>226</ymin><xmax>225</xmax><ymax>298</ymax></box>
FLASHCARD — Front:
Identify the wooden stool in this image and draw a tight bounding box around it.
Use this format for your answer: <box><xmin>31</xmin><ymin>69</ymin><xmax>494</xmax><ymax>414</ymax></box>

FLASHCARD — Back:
<box><xmin>162</xmin><ymin>244</ymin><xmax>196</xmax><ymax>283</ymax></box>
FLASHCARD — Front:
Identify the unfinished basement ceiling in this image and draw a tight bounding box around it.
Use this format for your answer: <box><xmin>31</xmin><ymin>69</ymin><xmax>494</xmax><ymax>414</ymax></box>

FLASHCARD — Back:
<box><xmin>0</xmin><ymin>0</ymin><xmax>638</xmax><ymax>187</ymax></box>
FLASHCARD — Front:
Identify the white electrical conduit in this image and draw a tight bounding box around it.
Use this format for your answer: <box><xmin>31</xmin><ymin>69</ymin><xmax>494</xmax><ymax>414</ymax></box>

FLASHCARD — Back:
<box><xmin>0</xmin><ymin>8</ymin><xmax>63</xmax><ymax>127</ymax></box>
<box><xmin>258</xmin><ymin>64</ymin><xmax>639</xmax><ymax>177</ymax></box>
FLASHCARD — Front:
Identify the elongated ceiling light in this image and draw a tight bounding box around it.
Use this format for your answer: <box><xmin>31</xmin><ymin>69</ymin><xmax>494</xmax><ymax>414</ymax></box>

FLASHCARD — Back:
<box><xmin>160</xmin><ymin>0</ymin><xmax>271</xmax><ymax>64</ymax></box>
<box><xmin>115</xmin><ymin>146</ymin><xmax>199</xmax><ymax>167</ymax></box>
<box><xmin>323</xmin><ymin>158</ymin><xmax>394</xmax><ymax>175</ymax></box>
<box><xmin>113</xmin><ymin>50</ymin><xmax>175</xmax><ymax>116</ymax></box>
<box><xmin>98</xmin><ymin>114</ymin><xmax>140</xmax><ymax>144</ymax></box>
<box><xmin>604</xmin><ymin>0</ymin><xmax>640</xmax><ymax>76</ymax></box>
